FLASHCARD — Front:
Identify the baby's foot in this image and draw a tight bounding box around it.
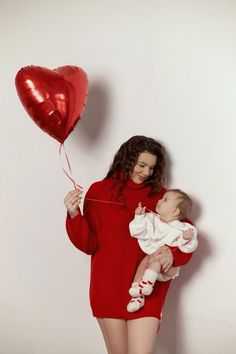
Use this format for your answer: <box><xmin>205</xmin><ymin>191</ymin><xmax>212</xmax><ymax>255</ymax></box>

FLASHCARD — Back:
<box><xmin>129</xmin><ymin>282</ymin><xmax>141</xmax><ymax>297</ymax></box>
<box><xmin>127</xmin><ymin>296</ymin><xmax>145</xmax><ymax>313</ymax></box>
<box><xmin>129</xmin><ymin>280</ymin><xmax>154</xmax><ymax>296</ymax></box>
<box><xmin>137</xmin><ymin>280</ymin><xmax>154</xmax><ymax>296</ymax></box>
<box><xmin>138</xmin><ymin>269</ymin><xmax>158</xmax><ymax>295</ymax></box>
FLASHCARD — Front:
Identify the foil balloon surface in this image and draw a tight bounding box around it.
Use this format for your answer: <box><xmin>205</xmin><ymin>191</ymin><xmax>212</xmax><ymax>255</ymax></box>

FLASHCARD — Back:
<box><xmin>15</xmin><ymin>65</ymin><xmax>88</xmax><ymax>143</ymax></box>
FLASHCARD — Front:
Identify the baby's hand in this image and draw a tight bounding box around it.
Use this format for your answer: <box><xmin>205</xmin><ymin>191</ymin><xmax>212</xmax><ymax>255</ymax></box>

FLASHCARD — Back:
<box><xmin>135</xmin><ymin>202</ymin><xmax>146</xmax><ymax>215</ymax></box>
<box><xmin>183</xmin><ymin>228</ymin><xmax>193</xmax><ymax>240</ymax></box>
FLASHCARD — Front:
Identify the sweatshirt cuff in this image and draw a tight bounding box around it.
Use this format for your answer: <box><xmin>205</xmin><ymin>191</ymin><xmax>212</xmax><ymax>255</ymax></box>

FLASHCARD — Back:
<box><xmin>66</xmin><ymin>210</ymin><xmax>81</xmax><ymax>222</ymax></box>
<box><xmin>134</xmin><ymin>214</ymin><xmax>146</xmax><ymax>221</ymax></box>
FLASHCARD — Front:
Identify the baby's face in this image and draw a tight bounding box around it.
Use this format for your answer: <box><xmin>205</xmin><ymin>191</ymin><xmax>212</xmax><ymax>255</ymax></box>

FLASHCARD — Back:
<box><xmin>156</xmin><ymin>191</ymin><xmax>179</xmax><ymax>219</ymax></box>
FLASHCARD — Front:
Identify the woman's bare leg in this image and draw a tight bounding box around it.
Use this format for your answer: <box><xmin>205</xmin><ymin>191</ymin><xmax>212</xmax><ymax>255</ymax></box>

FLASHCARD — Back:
<box><xmin>127</xmin><ymin>317</ymin><xmax>160</xmax><ymax>354</ymax></box>
<box><xmin>97</xmin><ymin>318</ymin><xmax>128</xmax><ymax>354</ymax></box>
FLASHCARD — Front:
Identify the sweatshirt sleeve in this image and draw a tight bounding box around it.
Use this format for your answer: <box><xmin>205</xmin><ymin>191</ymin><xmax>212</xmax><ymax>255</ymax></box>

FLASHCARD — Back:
<box><xmin>176</xmin><ymin>224</ymin><xmax>198</xmax><ymax>253</ymax></box>
<box><xmin>171</xmin><ymin>218</ymin><xmax>195</xmax><ymax>266</ymax></box>
<box><xmin>129</xmin><ymin>214</ymin><xmax>148</xmax><ymax>239</ymax></box>
<box><xmin>172</xmin><ymin>248</ymin><xmax>193</xmax><ymax>266</ymax></box>
<box><xmin>65</xmin><ymin>184</ymin><xmax>100</xmax><ymax>255</ymax></box>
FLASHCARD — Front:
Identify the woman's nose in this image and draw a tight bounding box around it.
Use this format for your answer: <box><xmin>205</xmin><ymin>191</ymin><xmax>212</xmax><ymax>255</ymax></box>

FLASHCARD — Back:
<box><xmin>144</xmin><ymin>167</ymin><xmax>151</xmax><ymax>176</ymax></box>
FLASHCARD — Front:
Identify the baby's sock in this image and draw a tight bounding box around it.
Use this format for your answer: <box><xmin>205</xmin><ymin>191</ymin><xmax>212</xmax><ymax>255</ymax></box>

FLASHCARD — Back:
<box><xmin>138</xmin><ymin>269</ymin><xmax>158</xmax><ymax>296</ymax></box>
<box><xmin>127</xmin><ymin>295</ymin><xmax>145</xmax><ymax>313</ymax></box>
<box><xmin>128</xmin><ymin>270</ymin><xmax>158</xmax><ymax>297</ymax></box>
<box><xmin>129</xmin><ymin>282</ymin><xmax>141</xmax><ymax>297</ymax></box>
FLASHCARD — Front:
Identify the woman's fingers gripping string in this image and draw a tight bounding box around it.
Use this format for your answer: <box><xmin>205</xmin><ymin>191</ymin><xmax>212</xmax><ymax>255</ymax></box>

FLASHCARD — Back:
<box><xmin>64</xmin><ymin>189</ymin><xmax>83</xmax><ymax>219</ymax></box>
<box><xmin>64</xmin><ymin>188</ymin><xmax>83</xmax><ymax>202</ymax></box>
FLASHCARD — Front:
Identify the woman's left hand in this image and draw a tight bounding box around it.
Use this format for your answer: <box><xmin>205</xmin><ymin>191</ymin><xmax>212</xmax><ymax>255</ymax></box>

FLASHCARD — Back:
<box><xmin>159</xmin><ymin>249</ymin><xmax>174</xmax><ymax>273</ymax></box>
<box><xmin>149</xmin><ymin>245</ymin><xmax>173</xmax><ymax>273</ymax></box>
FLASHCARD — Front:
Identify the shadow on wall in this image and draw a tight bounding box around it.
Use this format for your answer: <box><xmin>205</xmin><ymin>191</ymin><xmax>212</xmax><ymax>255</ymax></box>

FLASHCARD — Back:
<box><xmin>71</xmin><ymin>79</ymin><xmax>110</xmax><ymax>149</ymax></box>
<box><xmin>154</xmin><ymin>203</ymin><xmax>212</xmax><ymax>354</ymax></box>
<box><xmin>164</xmin><ymin>145</ymin><xmax>173</xmax><ymax>187</ymax></box>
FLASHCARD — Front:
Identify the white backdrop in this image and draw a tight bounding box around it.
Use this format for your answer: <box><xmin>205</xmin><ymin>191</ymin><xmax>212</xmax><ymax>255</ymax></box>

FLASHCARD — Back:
<box><xmin>1</xmin><ymin>1</ymin><xmax>236</xmax><ymax>353</ymax></box>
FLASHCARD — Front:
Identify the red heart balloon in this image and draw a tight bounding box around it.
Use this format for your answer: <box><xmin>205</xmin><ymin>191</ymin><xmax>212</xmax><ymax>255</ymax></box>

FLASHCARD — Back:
<box><xmin>15</xmin><ymin>65</ymin><xmax>88</xmax><ymax>143</ymax></box>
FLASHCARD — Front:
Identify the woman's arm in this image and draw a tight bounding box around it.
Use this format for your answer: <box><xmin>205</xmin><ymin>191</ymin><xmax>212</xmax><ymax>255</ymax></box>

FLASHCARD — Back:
<box><xmin>65</xmin><ymin>184</ymin><xmax>99</xmax><ymax>255</ymax></box>
<box><xmin>171</xmin><ymin>247</ymin><xmax>193</xmax><ymax>267</ymax></box>
<box><xmin>148</xmin><ymin>245</ymin><xmax>193</xmax><ymax>272</ymax></box>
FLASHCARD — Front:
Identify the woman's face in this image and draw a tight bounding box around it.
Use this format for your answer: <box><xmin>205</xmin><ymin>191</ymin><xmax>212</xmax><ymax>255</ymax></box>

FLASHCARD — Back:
<box><xmin>130</xmin><ymin>152</ymin><xmax>157</xmax><ymax>184</ymax></box>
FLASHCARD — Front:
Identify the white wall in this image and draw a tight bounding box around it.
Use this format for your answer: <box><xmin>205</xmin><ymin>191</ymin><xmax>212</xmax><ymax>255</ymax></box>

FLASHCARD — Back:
<box><xmin>1</xmin><ymin>1</ymin><xmax>236</xmax><ymax>353</ymax></box>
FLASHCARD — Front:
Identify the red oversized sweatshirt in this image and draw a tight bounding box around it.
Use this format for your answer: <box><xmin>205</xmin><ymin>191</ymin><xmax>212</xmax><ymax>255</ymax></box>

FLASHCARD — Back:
<box><xmin>66</xmin><ymin>177</ymin><xmax>192</xmax><ymax>319</ymax></box>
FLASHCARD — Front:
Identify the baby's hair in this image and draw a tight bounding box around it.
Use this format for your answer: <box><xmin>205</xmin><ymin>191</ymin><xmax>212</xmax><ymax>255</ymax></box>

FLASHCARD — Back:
<box><xmin>168</xmin><ymin>189</ymin><xmax>192</xmax><ymax>219</ymax></box>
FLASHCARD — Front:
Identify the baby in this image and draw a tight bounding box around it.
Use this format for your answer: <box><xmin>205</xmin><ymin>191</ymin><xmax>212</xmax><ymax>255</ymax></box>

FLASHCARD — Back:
<box><xmin>127</xmin><ymin>189</ymin><xmax>198</xmax><ymax>312</ymax></box>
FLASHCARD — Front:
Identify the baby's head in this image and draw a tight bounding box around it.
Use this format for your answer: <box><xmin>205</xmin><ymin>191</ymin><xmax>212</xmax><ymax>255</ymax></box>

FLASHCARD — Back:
<box><xmin>156</xmin><ymin>189</ymin><xmax>192</xmax><ymax>222</ymax></box>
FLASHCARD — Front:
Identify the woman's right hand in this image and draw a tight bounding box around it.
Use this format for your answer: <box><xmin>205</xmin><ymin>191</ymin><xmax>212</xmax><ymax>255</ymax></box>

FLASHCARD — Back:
<box><xmin>64</xmin><ymin>188</ymin><xmax>83</xmax><ymax>219</ymax></box>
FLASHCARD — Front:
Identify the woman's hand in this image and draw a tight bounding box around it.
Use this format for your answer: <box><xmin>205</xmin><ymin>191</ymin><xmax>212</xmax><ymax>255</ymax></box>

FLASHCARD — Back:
<box><xmin>148</xmin><ymin>245</ymin><xmax>174</xmax><ymax>273</ymax></box>
<box><xmin>159</xmin><ymin>249</ymin><xmax>174</xmax><ymax>273</ymax></box>
<box><xmin>64</xmin><ymin>189</ymin><xmax>83</xmax><ymax>219</ymax></box>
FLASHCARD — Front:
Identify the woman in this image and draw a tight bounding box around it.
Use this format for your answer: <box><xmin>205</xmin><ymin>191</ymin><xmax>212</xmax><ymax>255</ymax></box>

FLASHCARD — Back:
<box><xmin>64</xmin><ymin>136</ymin><xmax>192</xmax><ymax>354</ymax></box>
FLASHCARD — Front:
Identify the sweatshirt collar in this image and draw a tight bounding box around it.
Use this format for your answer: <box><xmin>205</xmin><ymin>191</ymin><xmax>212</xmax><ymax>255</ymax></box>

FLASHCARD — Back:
<box><xmin>126</xmin><ymin>178</ymin><xmax>146</xmax><ymax>189</ymax></box>
<box><xmin>117</xmin><ymin>171</ymin><xmax>146</xmax><ymax>189</ymax></box>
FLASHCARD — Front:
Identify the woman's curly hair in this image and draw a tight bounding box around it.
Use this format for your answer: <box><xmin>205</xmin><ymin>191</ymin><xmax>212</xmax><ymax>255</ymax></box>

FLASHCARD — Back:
<box><xmin>105</xmin><ymin>135</ymin><xmax>166</xmax><ymax>197</ymax></box>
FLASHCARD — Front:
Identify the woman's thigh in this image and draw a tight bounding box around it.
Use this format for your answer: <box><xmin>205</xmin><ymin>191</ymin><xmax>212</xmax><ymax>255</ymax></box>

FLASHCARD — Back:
<box><xmin>97</xmin><ymin>318</ymin><xmax>128</xmax><ymax>354</ymax></box>
<box><xmin>127</xmin><ymin>317</ymin><xmax>160</xmax><ymax>354</ymax></box>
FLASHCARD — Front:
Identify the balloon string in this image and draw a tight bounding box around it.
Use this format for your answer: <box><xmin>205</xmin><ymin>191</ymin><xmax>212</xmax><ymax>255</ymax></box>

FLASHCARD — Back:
<box><xmin>59</xmin><ymin>143</ymin><xmax>83</xmax><ymax>190</ymax></box>
<box><xmin>146</xmin><ymin>208</ymin><xmax>192</xmax><ymax>249</ymax></box>
<box><xmin>59</xmin><ymin>145</ymin><xmax>123</xmax><ymax>205</ymax></box>
<box><xmin>146</xmin><ymin>208</ymin><xmax>158</xmax><ymax>215</ymax></box>
<box><xmin>59</xmin><ymin>150</ymin><xmax>160</xmax><ymax>209</ymax></box>
<box><xmin>84</xmin><ymin>197</ymin><xmax>124</xmax><ymax>205</ymax></box>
